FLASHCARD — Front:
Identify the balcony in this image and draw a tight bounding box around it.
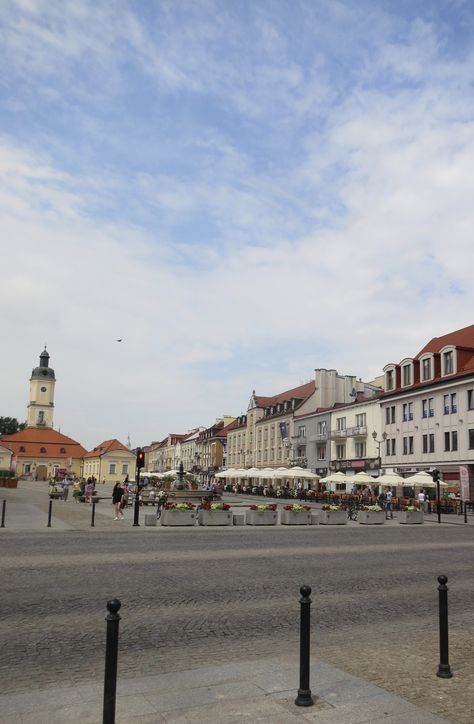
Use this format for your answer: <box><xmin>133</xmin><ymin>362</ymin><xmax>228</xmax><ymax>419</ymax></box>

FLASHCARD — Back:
<box><xmin>309</xmin><ymin>432</ymin><xmax>328</xmax><ymax>442</ymax></box>
<box><xmin>346</xmin><ymin>425</ymin><xmax>367</xmax><ymax>437</ymax></box>
<box><xmin>331</xmin><ymin>429</ymin><xmax>347</xmax><ymax>439</ymax></box>
<box><xmin>291</xmin><ymin>435</ymin><xmax>307</xmax><ymax>444</ymax></box>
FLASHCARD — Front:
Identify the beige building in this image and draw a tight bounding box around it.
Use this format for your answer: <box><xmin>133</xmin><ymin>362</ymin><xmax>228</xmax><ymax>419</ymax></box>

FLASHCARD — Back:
<box><xmin>83</xmin><ymin>439</ymin><xmax>136</xmax><ymax>483</ymax></box>
<box><xmin>0</xmin><ymin>443</ymin><xmax>13</xmax><ymax>473</ymax></box>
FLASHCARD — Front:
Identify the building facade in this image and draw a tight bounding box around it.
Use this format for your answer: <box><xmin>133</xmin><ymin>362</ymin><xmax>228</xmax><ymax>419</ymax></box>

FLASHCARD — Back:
<box><xmin>83</xmin><ymin>439</ymin><xmax>136</xmax><ymax>483</ymax></box>
<box><xmin>380</xmin><ymin>324</ymin><xmax>474</xmax><ymax>497</ymax></box>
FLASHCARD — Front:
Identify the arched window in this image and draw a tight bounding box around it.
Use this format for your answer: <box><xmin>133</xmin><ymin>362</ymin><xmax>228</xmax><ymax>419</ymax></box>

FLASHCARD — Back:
<box><xmin>40</xmin><ymin>447</ymin><xmax>46</xmax><ymax>453</ymax></box>
<box><xmin>60</xmin><ymin>447</ymin><xmax>66</xmax><ymax>454</ymax></box>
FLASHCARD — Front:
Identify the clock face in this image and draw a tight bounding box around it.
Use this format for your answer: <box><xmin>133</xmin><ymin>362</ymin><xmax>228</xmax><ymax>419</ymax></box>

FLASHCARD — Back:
<box><xmin>41</xmin><ymin>386</ymin><xmax>47</xmax><ymax>392</ymax></box>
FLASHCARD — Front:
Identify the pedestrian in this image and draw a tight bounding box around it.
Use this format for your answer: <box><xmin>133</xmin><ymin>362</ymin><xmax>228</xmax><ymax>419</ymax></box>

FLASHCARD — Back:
<box><xmin>378</xmin><ymin>489</ymin><xmax>387</xmax><ymax>511</ymax></box>
<box><xmin>385</xmin><ymin>487</ymin><xmax>393</xmax><ymax>519</ymax></box>
<box><xmin>85</xmin><ymin>480</ymin><xmax>94</xmax><ymax>504</ymax></box>
<box><xmin>417</xmin><ymin>488</ymin><xmax>426</xmax><ymax>512</ymax></box>
<box><xmin>112</xmin><ymin>481</ymin><xmax>124</xmax><ymax>520</ymax></box>
<box><xmin>62</xmin><ymin>478</ymin><xmax>70</xmax><ymax>502</ymax></box>
<box><xmin>72</xmin><ymin>480</ymin><xmax>81</xmax><ymax>502</ymax></box>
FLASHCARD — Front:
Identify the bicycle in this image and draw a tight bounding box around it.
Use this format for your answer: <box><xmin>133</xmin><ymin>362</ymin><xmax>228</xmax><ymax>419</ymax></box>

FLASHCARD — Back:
<box><xmin>341</xmin><ymin>500</ymin><xmax>358</xmax><ymax>521</ymax></box>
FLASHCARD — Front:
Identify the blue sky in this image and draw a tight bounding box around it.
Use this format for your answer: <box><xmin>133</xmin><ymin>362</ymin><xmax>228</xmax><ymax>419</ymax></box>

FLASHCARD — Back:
<box><xmin>1</xmin><ymin>0</ymin><xmax>474</xmax><ymax>448</ymax></box>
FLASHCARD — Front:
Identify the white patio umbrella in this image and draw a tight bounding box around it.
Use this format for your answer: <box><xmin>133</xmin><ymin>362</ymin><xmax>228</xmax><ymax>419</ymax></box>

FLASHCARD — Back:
<box><xmin>319</xmin><ymin>471</ymin><xmax>350</xmax><ymax>484</ymax></box>
<box><xmin>214</xmin><ymin>468</ymin><xmax>235</xmax><ymax>479</ymax></box>
<box><xmin>277</xmin><ymin>467</ymin><xmax>320</xmax><ymax>480</ymax></box>
<box><xmin>241</xmin><ymin>467</ymin><xmax>262</xmax><ymax>478</ymax></box>
<box><xmin>347</xmin><ymin>471</ymin><xmax>378</xmax><ymax>485</ymax></box>
<box><xmin>404</xmin><ymin>471</ymin><xmax>448</xmax><ymax>487</ymax></box>
<box><xmin>377</xmin><ymin>472</ymin><xmax>405</xmax><ymax>485</ymax></box>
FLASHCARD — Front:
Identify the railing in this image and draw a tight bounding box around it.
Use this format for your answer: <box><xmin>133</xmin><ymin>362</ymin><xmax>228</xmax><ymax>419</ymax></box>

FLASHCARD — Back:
<box><xmin>331</xmin><ymin>429</ymin><xmax>347</xmax><ymax>438</ymax></box>
<box><xmin>345</xmin><ymin>426</ymin><xmax>367</xmax><ymax>437</ymax></box>
<box><xmin>308</xmin><ymin>433</ymin><xmax>328</xmax><ymax>442</ymax></box>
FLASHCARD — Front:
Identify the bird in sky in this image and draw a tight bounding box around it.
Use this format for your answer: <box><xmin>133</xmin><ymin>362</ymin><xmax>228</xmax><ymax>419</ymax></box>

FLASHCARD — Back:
<box><xmin>116</xmin><ymin>339</ymin><xmax>123</xmax><ymax>342</ymax></box>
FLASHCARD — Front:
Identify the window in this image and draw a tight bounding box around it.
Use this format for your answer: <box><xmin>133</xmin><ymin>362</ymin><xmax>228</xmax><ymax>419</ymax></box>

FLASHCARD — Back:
<box><xmin>298</xmin><ymin>425</ymin><xmax>306</xmax><ymax>438</ymax></box>
<box><xmin>422</xmin><ymin>434</ymin><xmax>428</xmax><ymax>454</ymax></box>
<box><xmin>24</xmin><ymin>463</ymin><xmax>31</xmax><ymax>473</ymax></box>
<box><xmin>121</xmin><ymin>464</ymin><xmax>128</xmax><ymax>475</ymax></box>
<box><xmin>429</xmin><ymin>434</ymin><xmax>435</xmax><ymax>453</ymax></box>
<box><xmin>468</xmin><ymin>389</ymin><xmax>474</xmax><ymax>411</ymax></box>
<box><xmin>19</xmin><ymin>446</ymin><xmax>25</xmax><ymax>452</ymax></box>
<box><xmin>37</xmin><ymin>411</ymin><xmax>44</xmax><ymax>424</ymax></box>
<box><xmin>336</xmin><ymin>444</ymin><xmax>345</xmax><ymax>459</ymax></box>
<box><xmin>355</xmin><ymin>442</ymin><xmax>366</xmax><ymax>457</ymax></box>
<box><xmin>452</xmin><ymin>431</ymin><xmax>458</xmax><ymax>451</ymax></box>
<box><xmin>317</xmin><ymin>445</ymin><xmax>326</xmax><ymax>460</ymax></box>
<box><xmin>40</xmin><ymin>447</ymin><xmax>46</xmax><ymax>453</ymax></box>
<box><xmin>443</xmin><ymin>395</ymin><xmax>449</xmax><ymax>415</ymax></box>
<box><xmin>444</xmin><ymin>431</ymin><xmax>450</xmax><ymax>452</ymax></box>
<box><xmin>403</xmin><ymin>403</ymin><xmax>408</xmax><ymax>422</ymax></box>
<box><xmin>429</xmin><ymin>398</ymin><xmax>434</xmax><ymax>417</ymax></box>
<box><xmin>391</xmin><ymin>439</ymin><xmax>396</xmax><ymax>455</ymax></box>
<box><xmin>356</xmin><ymin>413</ymin><xmax>366</xmax><ymax>427</ymax></box>
<box><xmin>451</xmin><ymin>393</ymin><xmax>457</xmax><ymax>413</ymax></box>
<box><xmin>422</xmin><ymin>399</ymin><xmax>427</xmax><ymax>418</ymax></box>
<box><xmin>60</xmin><ymin>447</ymin><xmax>66</xmax><ymax>454</ymax></box>
<box><xmin>403</xmin><ymin>364</ymin><xmax>412</xmax><ymax>386</ymax></box>
<box><xmin>409</xmin><ymin>436</ymin><xmax>413</xmax><ymax>454</ymax></box>
<box><xmin>469</xmin><ymin>429</ymin><xmax>474</xmax><ymax>450</ymax></box>
<box><xmin>403</xmin><ymin>437</ymin><xmax>408</xmax><ymax>455</ymax></box>
<box><xmin>317</xmin><ymin>421</ymin><xmax>327</xmax><ymax>434</ymax></box>
<box><xmin>408</xmin><ymin>402</ymin><xmax>413</xmax><ymax>421</ymax></box>
<box><xmin>386</xmin><ymin>370</ymin><xmax>394</xmax><ymax>390</ymax></box>
<box><xmin>422</xmin><ymin>358</ymin><xmax>431</xmax><ymax>380</ymax></box>
<box><xmin>385</xmin><ymin>407</ymin><xmax>390</xmax><ymax>424</ymax></box>
<box><xmin>336</xmin><ymin>417</ymin><xmax>346</xmax><ymax>431</ymax></box>
<box><xmin>386</xmin><ymin>438</ymin><xmax>391</xmax><ymax>456</ymax></box>
<box><xmin>109</xmin><ymin>463</ymin><xmax>116</xmax><ymax>474</ymax></box>
<box><xmin>386</xmin><ymin>438</ymin><xmax>396</xmax><ymax>456</ymax></box>
<box><xmin>402</xmin><ymin>403</ymin><xmax>413</xmax><ymax>421</ymax></box>
<box><xmin>443</xmin><ymin>350</ymin><xmax>454</xmax><ymax>375</ymax></box>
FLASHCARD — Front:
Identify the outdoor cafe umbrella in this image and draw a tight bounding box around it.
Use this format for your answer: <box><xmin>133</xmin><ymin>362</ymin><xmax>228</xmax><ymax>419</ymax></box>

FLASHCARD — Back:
<box><xmin>349</xmin><ymin>471</ymin><xmax>378</xmax><ymax>485</ymax></box>
<box><xmin>377</xmin><ymin>472</ymin><xmax>405</xmax><ymax>485</ymax></box>
<box><xmin>215</xmin><ymin>468</ymin><xmax>247</xmax><ymax>479</ymax></box>
<box><xmin>319</xmin><ymin>472</ymin><xmax>350</xmax><ymax>484</ymax></box>
<box><xmin>404</xmin><ymin>471</ymin><xmax>448</xmax><ymax>488</ymax></box>
<box><xmin>274</xmin><ymin>467</ymin><xmax>320</xmax><ymax>480</ymax></box>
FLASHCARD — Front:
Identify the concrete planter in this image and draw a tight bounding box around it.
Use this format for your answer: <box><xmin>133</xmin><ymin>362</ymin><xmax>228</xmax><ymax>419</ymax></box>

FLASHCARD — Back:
<box><xmin>358</xmin><ymin>510</ymin><xmax>385</xmax><ymax>525</ymax></box>
<box><xmin>281</xmin><ymin>510</ymin><xmax>311</xmax><ymax>525</ymax></box>
<box><xmin>198</xmin><ymin>509</ymin><xmax>233</xmax><ymax>526</ymax></box>
<box><xmin>161</xmin><ymin>509</ymin><xmax>196</xmax><ymax>526</ymax></box>
<box><xmin>0</xmin><ymin>479</ymin><xmax>18</xmax><ymax>489</ymax></box>
<box><xmin>319</xmin><ymin>510</ymin><xmax>347</xmax><ymax>525</ymax></box>
<box><xmin>246</xmin><ymin>509</ymin><xmax>278</xmax><ymax>526</ymax></box>
<box><xmin>399</xmin><ymin>510</ymin><xmax>424</xmax><ymax>525</ymax></box>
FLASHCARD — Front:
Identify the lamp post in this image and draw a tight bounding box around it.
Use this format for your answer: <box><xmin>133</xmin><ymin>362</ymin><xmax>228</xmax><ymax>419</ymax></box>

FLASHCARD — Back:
<box><xmin>371</xmin><ymin>431</ymin><xmax>387</xmax><ymax>475</ymax></box>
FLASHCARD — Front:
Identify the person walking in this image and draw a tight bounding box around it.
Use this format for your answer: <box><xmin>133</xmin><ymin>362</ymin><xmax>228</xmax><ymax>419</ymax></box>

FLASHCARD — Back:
<box><xmin>417</xmin><ymin>488</ymin><xmax>426</xmax><ymax>512</ymax></box>
<box><xmin>385</xmin><ymin>487</ymin><xmax>393</xmax><ymax>519</ymax></box>
<box><xmin>112</xmin><ymin>481</ymin><xmax>124</xmax><ymax>520</ymax></box>
<box><xmin>62</xmin><ymin>478</ymin><xmax>70</xmax><ymax>502</ymax></box>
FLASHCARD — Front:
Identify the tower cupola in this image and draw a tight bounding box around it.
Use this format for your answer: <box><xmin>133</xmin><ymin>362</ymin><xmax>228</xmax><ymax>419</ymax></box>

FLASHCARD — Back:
<box><xmin>27</xmin><ymin>347</ymin><xmax>56</xmax><ymax>428</ymax></box>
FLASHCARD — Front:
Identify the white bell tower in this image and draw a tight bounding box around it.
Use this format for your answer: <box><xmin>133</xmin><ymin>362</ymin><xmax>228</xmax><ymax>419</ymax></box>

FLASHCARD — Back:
<box><xmin>27</xmin><ymin>347</ymin><xmax>56</xmax><ymax>428</ymax></box>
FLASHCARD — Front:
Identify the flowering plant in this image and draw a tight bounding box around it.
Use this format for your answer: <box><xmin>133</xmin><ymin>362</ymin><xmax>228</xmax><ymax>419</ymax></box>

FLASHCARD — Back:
<box><xmin>321</xmin><ymin>504</ymin><xmax>341</xmax><ymax>511</ymax></box>
<box><xmin>164</xmin><ymin>501</ymin><xmax>195</xmax><ymax>511</ymax></box>
<box><xmin>201</xmin><ymin>501</ymin><xmax>231</xmax><ymax>511</ymax></box>
<box><xmin>284</xmin><ymin>504</ymin><xmax>311</xmax><ymax>512</ymax></box>
<box><xmin>249</xmin><ymin>503</ymin><xmax>277</xmax><ymax>511</ymax></box>
<box><xmin>401</xmin><ymin>505</ymin><xmax>419</xmax><ymax>511</ymax></box>
<box><xmin>361</xmin><ymin>505</ymin><xmax>383</xmax><ymax>512</ymax></box>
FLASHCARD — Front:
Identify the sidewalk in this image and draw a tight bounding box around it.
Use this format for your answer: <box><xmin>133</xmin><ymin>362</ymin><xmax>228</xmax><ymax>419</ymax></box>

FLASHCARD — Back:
<box><xmin>0</xmin><ymin>655</ymin><xmax>449</xmax><ymax>723</ymax></box>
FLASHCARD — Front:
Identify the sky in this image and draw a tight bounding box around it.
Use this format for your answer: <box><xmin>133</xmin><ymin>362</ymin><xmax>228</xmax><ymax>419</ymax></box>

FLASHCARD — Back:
<box><xmin>1</xmin><ymin>0</ymin><xmax>474</xmax><ymax>450</ymax></box>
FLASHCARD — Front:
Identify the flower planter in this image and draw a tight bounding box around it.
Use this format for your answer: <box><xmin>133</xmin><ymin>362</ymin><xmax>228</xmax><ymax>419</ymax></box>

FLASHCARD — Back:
<box><xmin>161</xmin><ymin>510</ymin><xmax>196</xmax><ymax>526</ymax></box>
<box><xmin>0</xmin><ymin>479</ymin><xmax>18</xmax><ymax>489</ymax></box>
<box><xmin>319</xmin><ymin>510</ymin><xmax>347</xmax><ymax>525</ymax></box>
<box><xmin>246</xmin><ymin>510</ymin><xmax>278</xmax><ymax>526</ymax></box>
<box><xmin>281</xmin><ymin>510</ymin><xmax>311</xmax><ymax>525</ymax></box>
<box><xmin>358</xmin><ymin>510</ymin><xmax>385</xmax><ymax>525</ymax></box>
<box><xmin>198</xmin><ymin>509</ymin><xmax>233</xmax><ymax>526</ymax></box>
<box><xmin>399</xmin><ymin>510</ymin><xmax>424</xmax><ymax>525</ymax></box>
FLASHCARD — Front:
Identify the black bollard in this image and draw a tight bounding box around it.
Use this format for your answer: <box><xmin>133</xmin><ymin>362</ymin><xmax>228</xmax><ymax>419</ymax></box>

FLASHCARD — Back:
<box><xmin>91</xmin><ymin>501</ymin><xmax>96</xmax><ymax>527</ymax></box>
<box><xmin>1</xmin><ymin>499</ymin><xmax>6</xmax><ymax>528</ymax></box>
<box><xmin>103</xmin><ymin>598</ymin><xmax>121</xmax><ymax>724</ymax></box>
<box><xmin>464</xmin><ymin>503</ymin><xmax>468</xmax><ymax>524</ymax></box>
<box><xmin>437</xmin><ymin>575</ymin><xmax>452</xmax><ymax>678</ymax></box>
<box><xmin>295</xmin><ymin>585</ymin><xmax>314</xmax><ymax>707</ymax></box>
<box><xmin>47</xmin><ymin>499</ymin><xmax>53</xmax><ymax>528</ymax></box>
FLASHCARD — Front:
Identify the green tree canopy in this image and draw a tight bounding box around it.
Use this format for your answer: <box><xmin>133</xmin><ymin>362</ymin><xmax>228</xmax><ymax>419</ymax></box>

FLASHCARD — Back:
<box><xmin>0</xmin><ymin>417</ymin><xmax>26</xmax><ymax>435</ymax></box>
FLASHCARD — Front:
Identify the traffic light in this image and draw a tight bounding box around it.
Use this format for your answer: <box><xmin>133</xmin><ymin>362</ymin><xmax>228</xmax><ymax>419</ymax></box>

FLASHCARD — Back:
<box><xmin>432</xmin><ymin>469</ymin><xmax>440</xmax><ymax>483</ymax></box>
<box><xmin>136</xmin><ymin>448</ymin><xmax>145</xmax><ymax>470</ymax></box>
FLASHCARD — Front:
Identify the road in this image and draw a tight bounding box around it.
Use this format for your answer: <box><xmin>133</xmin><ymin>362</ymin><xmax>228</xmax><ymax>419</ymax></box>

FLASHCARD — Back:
<box><xmin>0</xmin><ymin>523</ymin><xmax>473</xmax><ymax>722</ymax></box>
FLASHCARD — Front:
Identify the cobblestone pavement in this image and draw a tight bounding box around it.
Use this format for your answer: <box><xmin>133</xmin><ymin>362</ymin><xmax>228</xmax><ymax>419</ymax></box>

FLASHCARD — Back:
<box><xmin>0</xmin><ymin>483</ymin><xmax>473</xmax><ymax>723</ymax></box>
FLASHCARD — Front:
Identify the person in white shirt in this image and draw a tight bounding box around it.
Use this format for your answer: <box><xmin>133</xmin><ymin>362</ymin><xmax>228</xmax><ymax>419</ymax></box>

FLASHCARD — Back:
<box><xmin>385</xmin><ymin>487</ymin><xmax>393</xmax><ymax>519</ymax></box>
<box><xmin>418</xmin><ymin>489</ymin><xmax>427</xmax><ymax>512</ymax></box>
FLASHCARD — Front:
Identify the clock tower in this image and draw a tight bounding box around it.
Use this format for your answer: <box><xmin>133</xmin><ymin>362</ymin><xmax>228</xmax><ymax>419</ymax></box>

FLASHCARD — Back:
<box><xmin>27</xmin><ymin>347</ymin><xmax>56</xmax><ymax>428</ymax></box>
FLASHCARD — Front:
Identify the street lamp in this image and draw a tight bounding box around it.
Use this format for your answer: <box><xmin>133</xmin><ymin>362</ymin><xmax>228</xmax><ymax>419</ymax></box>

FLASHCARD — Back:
<box><xmin>372</xmin><ymin>431</ymin><xmax>387</xmax><ymax>474</ymax></box>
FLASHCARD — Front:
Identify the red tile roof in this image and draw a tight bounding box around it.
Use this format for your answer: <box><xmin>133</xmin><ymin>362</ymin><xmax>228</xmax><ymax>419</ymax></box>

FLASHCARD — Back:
<box><xmin>417</xmin><ymin>324</ymin><xmax>474</xmax><ymax>357</ymax></box>
<box><xmin>0</xmin><ymin>427</ymin><xmax>87</xmax><ymax>459</ymax></box>
<box><xmin>83</xmin><ymin>439</ymin><xmax>131</xmax><ymax>459</ymax></box>
<box><xmin>254</xmin><ymin>380</ymin><xmax>315</xmax><ymax>408</ymax></box>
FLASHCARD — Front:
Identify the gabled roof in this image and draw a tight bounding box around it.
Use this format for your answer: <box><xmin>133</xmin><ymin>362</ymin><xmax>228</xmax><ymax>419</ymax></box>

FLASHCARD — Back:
<box><xmin>253</xmin><ymin>380</ymin><xmax>315</xmax><ymax>408</ymax></box>
<box><xmin>83</xmin><ymin>439</ymin><xmax>132</xmax><ymax>459</ymax></box>
<box><xmin>0</xmin><ymin>427</ymin><xmax>87</xmax><ymax>459</ymax></box>
<box><xmin>417</xmin><ymin>324</ymin><xmax>474</xmax><ymax>357</ymax></box>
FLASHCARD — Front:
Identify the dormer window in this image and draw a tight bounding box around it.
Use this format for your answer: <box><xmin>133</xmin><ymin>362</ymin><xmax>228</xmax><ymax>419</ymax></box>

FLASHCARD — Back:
<box><xmin>60</xmin><ymin>447</ymin><xmax>66</xmax><ymax>454</ymax></box>
<box><xmin>40</xmin><ymin>447</ymin><xmax>46</xmax><ymax>453</ymax></box>
<box><xmin>421</xmin><ymin>356</ymin><xmax>432</xmax><ymax>381</ymax></box>
<box><xmin>443</xmin><ymin>350</ymin><xmax>454</xmax><ymax>375</ymax></box>
<box><xmin>402</xmin><ymin>364</ymin><xmax>412</xmax><ymax>386</ymax></box>
<box><xmin>19</xmin><ymin>446</ymin><xmax>25</xmax><ymax>453</ymax></box>
<box><xmin>385</xmin><ymin>369</ymin><xmax>394</xmax><ymax>390</ymax></box>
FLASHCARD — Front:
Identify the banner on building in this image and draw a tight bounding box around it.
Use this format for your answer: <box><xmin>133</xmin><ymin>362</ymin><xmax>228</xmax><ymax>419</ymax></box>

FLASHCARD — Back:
<box><xmin>279</xmin><ymin>421</ymin><xmax>290</xmax><ymax>447</ymax></box>
<box><xmin>459</xmin><ymin>465</ymin><xmax>470</xmax><ymax>501</ymax></box>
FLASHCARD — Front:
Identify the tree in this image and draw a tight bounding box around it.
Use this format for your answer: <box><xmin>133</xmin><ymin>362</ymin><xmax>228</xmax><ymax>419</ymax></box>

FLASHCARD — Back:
<box><xmin>0</xmin><ymin>417</ymin><xmax>26</xmax><ymax>435</ymax></box>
